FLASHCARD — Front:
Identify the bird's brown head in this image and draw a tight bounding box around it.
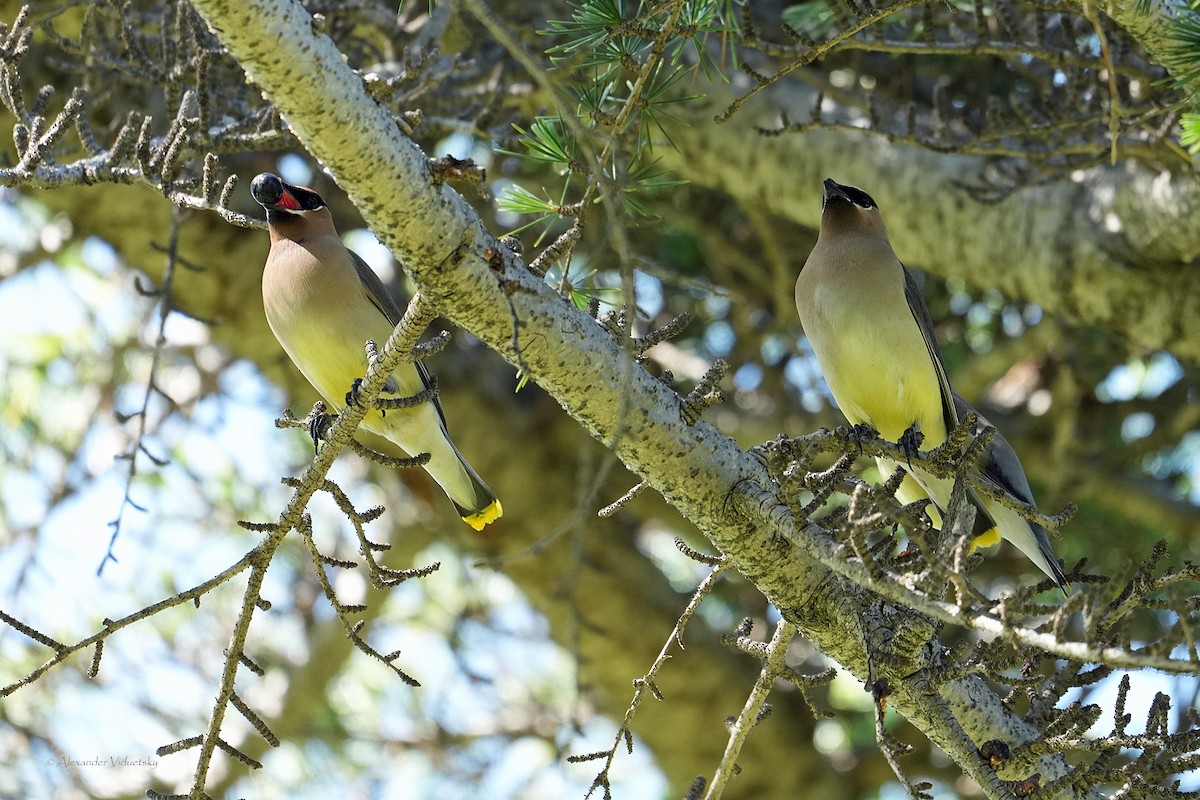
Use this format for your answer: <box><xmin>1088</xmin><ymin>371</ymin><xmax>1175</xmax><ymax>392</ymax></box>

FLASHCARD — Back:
<box><xmin>820</xmin><ymin>178</ymin><xmax>889</xmax><ymax>239</ymax></box>
<box><xmin>251</xmin><ymin>172</ymin><xmax>335</xmax><ymax>240</ymax></box>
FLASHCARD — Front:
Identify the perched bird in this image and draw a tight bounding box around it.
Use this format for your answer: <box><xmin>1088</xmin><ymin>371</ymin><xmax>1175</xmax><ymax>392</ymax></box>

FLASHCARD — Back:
<box><xmin>794</xmin><ymin>178</ymin><xmax>1068</xmax><ymax>591</ymax></box>
<box><xmin>251</xmin><ymin>172</ymin><xmax>502</xmax><ymax>531</ymax></box>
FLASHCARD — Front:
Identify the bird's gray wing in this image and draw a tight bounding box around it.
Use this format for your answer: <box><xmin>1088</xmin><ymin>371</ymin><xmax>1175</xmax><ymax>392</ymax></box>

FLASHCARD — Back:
<box><xmin>954</xmin><ymin>392</ymin><xmax>1069</xmax><ymax>589</ymax></box>
<box><xmin>904</xmin><ymin>266</ymin><xmax>996</xmax><ymax>534</ymax></box>
<box><xmin>347</xmin><ymin>248</ymin><xmax>450</xmax><ymax>432</ymax></box>
<box><xmin>348</xmin><ymin>249</ymin><xmax>405</xmax><ymax>325</ymax></box>
<box><xmin>952</xmin><ymin>393</ymin><xmax>1035</xmax><ymax>503</ymax></box>
<box><xmin>902</xmin><ymin>264</ymin><xmax>959</xmax><ymax>438</ymax></box>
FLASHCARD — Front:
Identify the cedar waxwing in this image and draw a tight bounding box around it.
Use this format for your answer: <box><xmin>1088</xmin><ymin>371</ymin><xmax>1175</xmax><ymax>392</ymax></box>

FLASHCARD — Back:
<box><xmin>794</xmin><ymin>178</ymin><xmax>1068</xmax><ymax>592</ymax></box>
<box><xmin>251</xmin><ymin>172</ymin><xmax>502</xmax><ymax>531</ymax></box>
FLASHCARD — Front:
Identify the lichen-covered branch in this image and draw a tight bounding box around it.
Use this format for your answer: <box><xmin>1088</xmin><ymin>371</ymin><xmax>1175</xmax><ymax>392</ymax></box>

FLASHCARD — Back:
<box><xmin>187</xmin><ymin>1</ymin><xmax>1200</xmax><ymax>794</ymax></box>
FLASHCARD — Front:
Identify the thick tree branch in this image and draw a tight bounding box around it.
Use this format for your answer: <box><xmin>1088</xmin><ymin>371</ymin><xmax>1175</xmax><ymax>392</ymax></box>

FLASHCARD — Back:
<box><xmin>657</xmin><ymin>80</ymin><xmax>1200</xmax><ymax>364</ymax></box>
<box><xmin>187</xmin><ymin>0</ymin><xmax>1194</xmax><ymax>793</ymax></box>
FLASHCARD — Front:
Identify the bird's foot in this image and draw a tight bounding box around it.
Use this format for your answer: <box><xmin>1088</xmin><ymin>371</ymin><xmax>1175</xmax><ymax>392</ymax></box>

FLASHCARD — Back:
<box><xmin>846</xmin><ymin>423</ymin><xmax>878</xmax><ymax>456</ymax></box>
<box><xmin>898</xmin><ymin>425</ymin><xmax>924</xmax><ymax>468</ymax></box>
<box><xmin>306</xmin><ymin>403</ymin><xmax>334</xmax><ymax>454</ymax></box>
<box><xmin>345</xmin><ymin>377</ymin><xmax>365</xmax><ymax>409</ymax></box>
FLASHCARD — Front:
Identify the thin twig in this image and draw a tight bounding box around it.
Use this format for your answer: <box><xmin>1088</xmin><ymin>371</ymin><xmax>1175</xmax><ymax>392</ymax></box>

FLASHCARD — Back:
<box><xmin>579</xmin><ymin>563</ymin><xmax>730</xmax><ymax>797</ymax></box>
<box><xmin>704</xmin><ymin>619</ymin><xmax>797</xmax><ymax>799</ymax></box>
<box><xmin>101</xmin><ymin>204</ymin><xmax>186</xmax><ymax>575</ymax></box>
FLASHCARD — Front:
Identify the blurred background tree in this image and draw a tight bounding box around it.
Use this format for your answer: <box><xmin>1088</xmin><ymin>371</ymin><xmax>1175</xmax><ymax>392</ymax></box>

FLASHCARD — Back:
<box><xmin>1</xmin><ymin>0</ymin><xmax>1198</xmax><ymax>798</ymax></box>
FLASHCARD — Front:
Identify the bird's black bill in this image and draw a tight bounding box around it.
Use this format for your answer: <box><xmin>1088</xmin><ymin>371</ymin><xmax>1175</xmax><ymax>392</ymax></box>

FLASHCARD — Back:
<box><xmin>822</xmin><ymin>178</ymin><xmax>877</xmax><ymax>210</ymax></box>
<box><xmin>251</xmin><ymin>172</ymin><xmax>286</xmax><ymax>207</ymax></box>
<box><xmin>251</xmin><ymin>172</ymin><xmax>327</xmax><ymax>212</ymax></box>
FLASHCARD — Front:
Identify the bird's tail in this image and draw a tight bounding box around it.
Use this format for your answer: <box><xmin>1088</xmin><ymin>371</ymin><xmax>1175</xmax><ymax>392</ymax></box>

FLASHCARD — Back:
<box><xmin>1029</xmin><ymin>521</ymin><xmax>1071</xmax><ymax>596</ymax></box>
<box><xmin>971</xmin><ymin>516</ymin><xmax>1071</xmax><ymax>596</ymax></box>
<box><xmin>442</xmin><ymin>447</ymin><xmax>502</xmax><ymax>531</ymax></box>
<box><xmin>364</xmin><ymin>425</ymin><xmax>501</xmax><ymax>530</ymax></box>
<box><xmin>460</xmin><ymin>498</ymin><xmax>503</xmax><ymax>531</ymax></box>
<box><xmin>450</xmin><ymin>473</ymin><xmax>502</xmax><ymax>531</ymax></box>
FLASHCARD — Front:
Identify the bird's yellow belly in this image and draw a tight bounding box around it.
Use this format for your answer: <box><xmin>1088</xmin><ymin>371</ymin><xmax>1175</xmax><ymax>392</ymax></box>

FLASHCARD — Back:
<box><xmin>287</xmin><ymin>336</ymin><xmax>367</xmax><ymax>410</ymax></box>
<box><xmin>265</xmin><ymin>297</ymin><xmax>375</xmax><ymax>409</ymax></box>
<box><xmin>813</xmin><ymin>304</ymin><xmax>946</xmax><ymax>445</ymax></box>
<box><xmin>262</xmin><ymin>242</ymin><xmax>396</xmax><ymax>410</ymax></box>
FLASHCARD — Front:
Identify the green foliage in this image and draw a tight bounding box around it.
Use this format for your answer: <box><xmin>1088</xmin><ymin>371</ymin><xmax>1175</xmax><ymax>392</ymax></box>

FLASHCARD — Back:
<box><xmin>499</xmin><ymin>0</ymin><xmax>739</xmax><ymax>296</ymax></box>
<box><xmin>545</xmin><ymin>262</ymin><xmax>622</xmax><ymax>310</ymax></box>
<box><xmin>780</xmin><ymin>3</ymin><xmax>838</xmax><ymax>39</ymax></box>
<box><xmin>1181</xmin><ymin>112</ymin><xmax>1200</xmax><ymax>152</ymax></box>
<box><xmin>496</xmin><ymin>183</ymin><xmax>570</xmax><ymax>237</ymax></box>
<box><xmin>544</xmin><ymin>0</ymin><xmax>629</xmax><ymax>55</ymax></box>
<box><xmin>1155</xmin><ymin>0</ymin><xmax>1200</xmax><ymax>146</ymax></box>
<box><xmin>503</xmin><ymin>116</ymin><xmax>582</xmax><ymax>169</ymax></box>
<box><xmin>1163</xmin><ymin>1</ymin><xmax>1200</xmax><ymax>88</ymax></box>
<box><xmin>618</xmin><ymin>156</ymin><xmax>688</xmax><ymax>217</ymax></box>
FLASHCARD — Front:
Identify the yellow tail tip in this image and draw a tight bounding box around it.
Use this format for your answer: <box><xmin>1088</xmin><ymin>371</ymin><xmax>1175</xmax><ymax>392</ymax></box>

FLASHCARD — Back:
<box><xmin>968</xmin><ymin>527</ymin><xmax>1002</xmax><ymax>553</ymax></box>
<box><xmin>463</xmin><ymin>499</ymin><xmax>503</xmax><ymax>531</ymax></box>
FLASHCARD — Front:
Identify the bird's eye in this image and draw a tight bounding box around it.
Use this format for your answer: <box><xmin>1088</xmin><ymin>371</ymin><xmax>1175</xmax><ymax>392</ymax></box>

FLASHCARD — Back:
<box><xmin>290</xmin><ymin>186</ymin><xmax>327</xmax><ymax>211</ymax></box>
<box><xmin>843</xmin><ymin>186</ymin><xmax>877</xmax><ymax>209</ymax></box>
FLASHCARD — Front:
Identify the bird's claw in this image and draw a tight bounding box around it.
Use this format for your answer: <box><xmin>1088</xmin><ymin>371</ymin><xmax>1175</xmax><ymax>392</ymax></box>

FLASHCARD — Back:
<box><xmin>307</xmin><ymin>410</ymin><xmax>334</xmax><ymax>454</ymax></box>
<box><xmin>345</xmin><ymin>377</ymin><xmax>364</xmax><ymax>408</ymax></box>
<box><xmin>898</xmin><ymin>425</ymin><xmax>924</xmax><ymax>468</ymax></box>
<box><xmin>847</xmin><ymin>423</ymin><xmax>877</xmax><ymax>456</ymax></box>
